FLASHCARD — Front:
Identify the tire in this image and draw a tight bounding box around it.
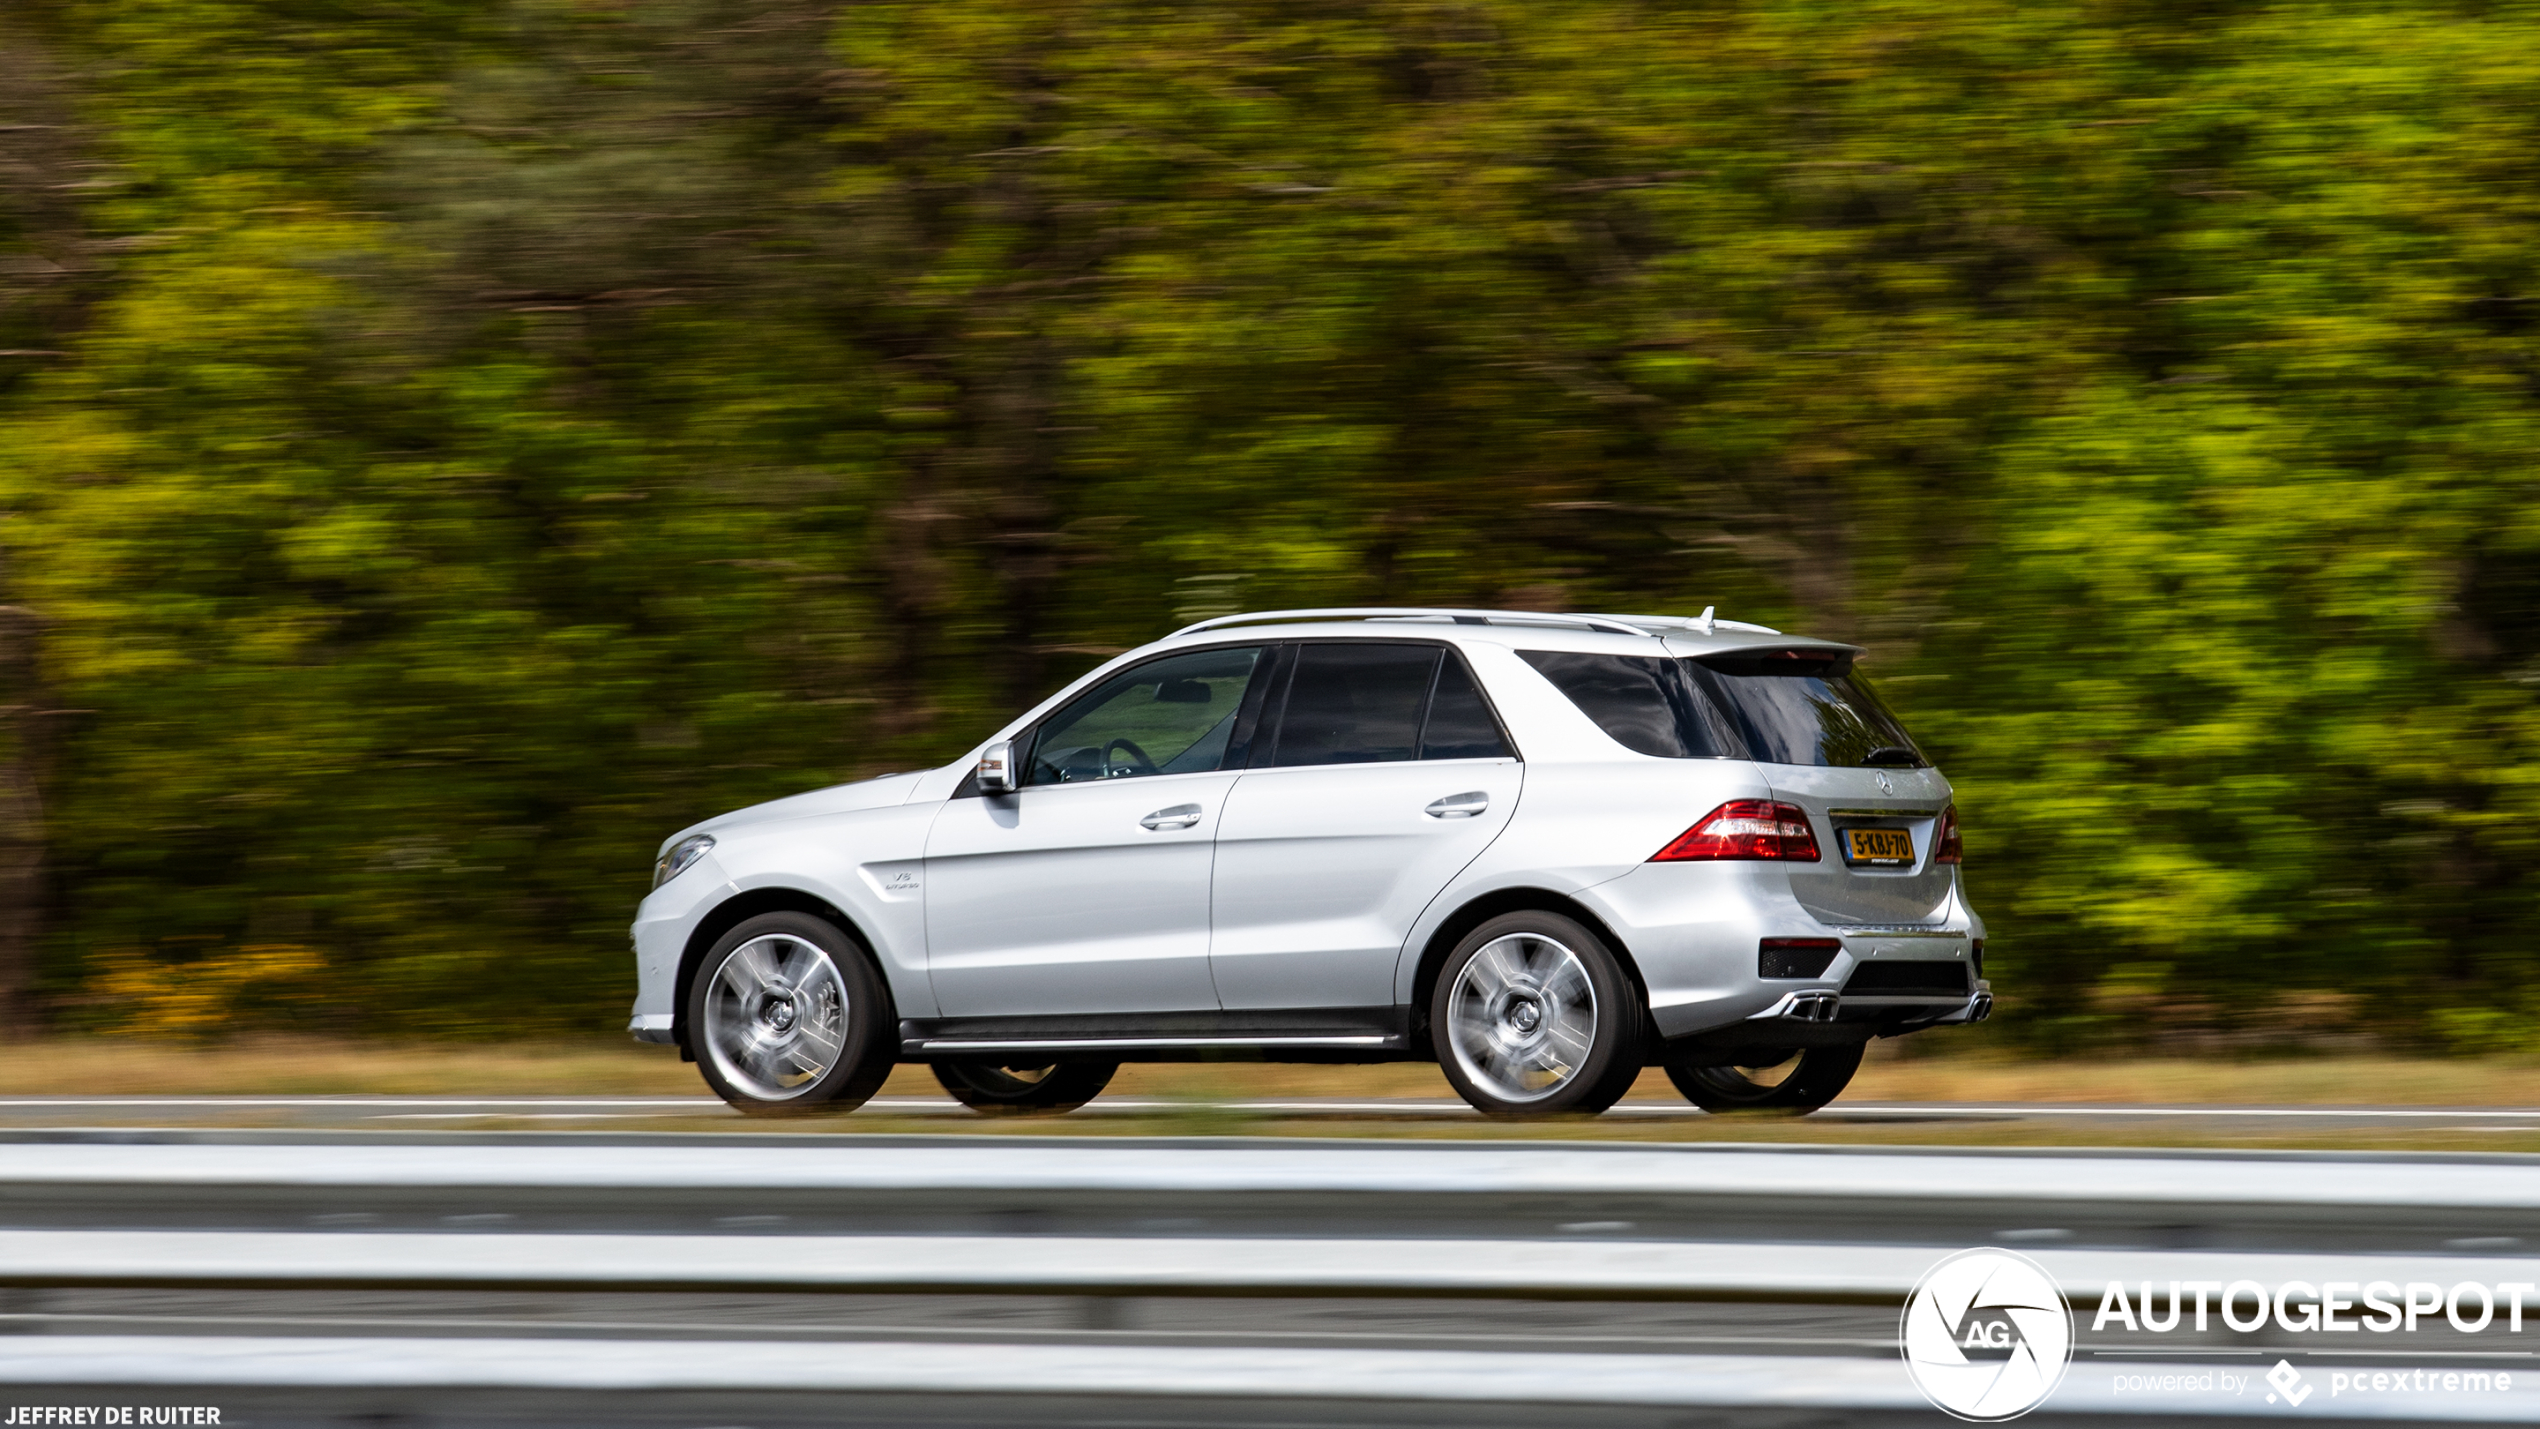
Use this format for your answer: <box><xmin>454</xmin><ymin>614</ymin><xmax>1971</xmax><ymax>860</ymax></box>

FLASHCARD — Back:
<box><xmin>687</xmin><ymin>912</ymin><xmax>897</xmax><ymax>1116</ymax></box>
<box><xmin>931</xmin><ymin>1060</ymin><xmax>1118</xmax><ymax>1117</ymax></box>
<box><xmin>1666</xmin><ymin>1042</ymin><xmax>1863</xmax><ymax>1116</ymax></box>
<box><xmin>1431</xmin><ymin>911</ymin><xmax>1644</xmax><ymax>1118</ymax></box>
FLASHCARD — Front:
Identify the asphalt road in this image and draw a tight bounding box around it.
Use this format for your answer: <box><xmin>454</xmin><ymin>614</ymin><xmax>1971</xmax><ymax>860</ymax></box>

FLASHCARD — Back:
<box><xmin>5</xmin><ymin>1093</ymin><xmax>2540</xmax><ymax>1131</ymax></box>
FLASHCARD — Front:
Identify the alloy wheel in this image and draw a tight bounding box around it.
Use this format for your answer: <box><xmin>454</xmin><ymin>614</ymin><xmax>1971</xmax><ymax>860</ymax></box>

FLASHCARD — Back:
<box><xmin>701</xmin><ymin>933</ymin><xmax>849</xmax><ymax>1102</ymax></box>
<box><xmin>1444</xmin><ymin>932</ymin><xmax>1599</xmax><ymax>1103</ymax></box>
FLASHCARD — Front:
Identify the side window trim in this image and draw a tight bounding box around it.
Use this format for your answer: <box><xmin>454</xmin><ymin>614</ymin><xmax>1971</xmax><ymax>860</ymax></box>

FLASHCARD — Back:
<box><xmin>1251</xmin><ymin>642</ymin><xmax>1299</xmax><ymax>769</ymax></box>
<box><xmin>1413</xmin><ymin>652</ymin><xmax>1447</xmax><ymax>755</ymax></box>
<box><xmin>1225</xmin><ymin>642</ymin><xmax>1290</xmax><ymax>771</ymax></box>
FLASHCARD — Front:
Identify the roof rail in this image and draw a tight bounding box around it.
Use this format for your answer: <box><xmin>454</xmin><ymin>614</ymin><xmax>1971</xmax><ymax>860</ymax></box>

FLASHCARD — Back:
<box><xmin>1569</xmin><ymin>609</ymin><xmax>1783</xmax><ymax>636</ymax></box>
<box><xmin>1168</xmin><ymin>607</ymin><xmax>1660</xmax><ymax>641</ymax></box>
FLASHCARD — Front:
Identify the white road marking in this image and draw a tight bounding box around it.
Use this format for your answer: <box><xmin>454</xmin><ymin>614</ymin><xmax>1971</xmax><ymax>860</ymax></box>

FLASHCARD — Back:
<box><xmin>4</xmin><ymin>1095</ymin><xmax>2540</xmax><ymax>1122</ymax></box>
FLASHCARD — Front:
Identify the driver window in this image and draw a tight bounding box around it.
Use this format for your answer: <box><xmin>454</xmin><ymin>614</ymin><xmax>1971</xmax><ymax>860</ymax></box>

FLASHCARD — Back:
<box><xmin>1026</xmin><ymin>646</ymin><xmax>1265</xmax><ymax>785</ymax></box>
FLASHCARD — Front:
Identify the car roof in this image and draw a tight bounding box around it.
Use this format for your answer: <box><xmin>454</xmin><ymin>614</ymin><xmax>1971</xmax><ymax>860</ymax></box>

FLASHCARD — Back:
<box><xmin>1153</xmin><ymin>607</ymin><xmax>1860</xmax><ymax>658</ymax></box>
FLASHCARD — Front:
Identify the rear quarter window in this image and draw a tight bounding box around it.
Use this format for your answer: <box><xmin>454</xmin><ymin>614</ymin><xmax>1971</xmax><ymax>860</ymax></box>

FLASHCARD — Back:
<box><xmin>1515</xmin><ymin>651</ymin><xmax>1739</xmax><ymax>758</ymax></box>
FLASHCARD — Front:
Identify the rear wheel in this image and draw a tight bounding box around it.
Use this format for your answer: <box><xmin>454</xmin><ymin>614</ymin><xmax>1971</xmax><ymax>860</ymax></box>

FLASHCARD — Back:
<box><xmin>688</xmin><ymin>912</ymin><xmax>896</xmax><ymax>1116</ymax></box>
<box><xmin>1667</xmin><ymin>1042</ymin><xmax>1863</xmax><ymax>1115</ymax></box>
<box><xmin>932</xmin><ymin>1061</ymin><xmax>1118</xmax><ymax>1117</ymax></box>
<box><xmin>1432</xmin><ymin>911</ymin><xmax>1643</xmax><ymax>1118</ymax></box>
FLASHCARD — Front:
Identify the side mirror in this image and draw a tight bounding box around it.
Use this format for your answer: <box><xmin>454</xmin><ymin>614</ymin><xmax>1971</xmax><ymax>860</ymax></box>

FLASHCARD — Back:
<box><xmin>977</xmin><ymin>740</ymin><xmax>1017</xmax><ymax>795</ymax></box>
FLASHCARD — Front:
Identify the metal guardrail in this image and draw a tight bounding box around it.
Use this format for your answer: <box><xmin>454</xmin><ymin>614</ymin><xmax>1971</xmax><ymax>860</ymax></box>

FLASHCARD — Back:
<box><xmin>7</xmin><ymin>1137</ymin><xmax>2540</xmax><ymax>1212</ymax></box>
<box><xmin>5</xmin><ymin>1229</ymin><xmax>2540</xmax><ymax>1305</ymax></box>
<box><xmin>4</xmin><ymin>1134</ymin><xmax>2540</xmax><ymax>1422</ymax></box>
<box><xmin>33</xmin><ymin>1335</ymin><xmax>2509</xmax><ymax>1421</ymax></box>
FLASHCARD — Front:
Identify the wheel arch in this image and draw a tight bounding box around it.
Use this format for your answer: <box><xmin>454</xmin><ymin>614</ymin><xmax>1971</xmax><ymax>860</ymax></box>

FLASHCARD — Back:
<box><xmin>1408</xmin><ymin>887</ymin><xmax>1649</xmax><ymax>1054</ymax></box>
<box><xmin>672</xmin><ymin>887</ymin><xmax>878</xmax><ymax>1054</ymax></box>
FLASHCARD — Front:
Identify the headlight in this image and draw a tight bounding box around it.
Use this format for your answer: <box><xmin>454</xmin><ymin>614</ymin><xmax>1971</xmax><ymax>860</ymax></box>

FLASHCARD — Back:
<box><xmin>653</xmin><ymin>834</ymin><xmax>715</xmax><ymax>889</ymax></box>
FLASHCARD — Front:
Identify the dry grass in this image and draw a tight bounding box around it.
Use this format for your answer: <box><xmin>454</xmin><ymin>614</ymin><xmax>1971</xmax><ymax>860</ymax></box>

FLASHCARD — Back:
<box><xmin>7</xmin><ymin>1035</ymin><xmax>2540</xmax><ymax>1153</ymax></box>
<box><xmin>3</xmin><ymin>1034</ymin><xmax>2539</xmax><ymax>1108</ymax></box>
<box><xmin>0</xmin><ymin>1035</ymin><xmax>701</xmax><ymax>1097</ymax></box>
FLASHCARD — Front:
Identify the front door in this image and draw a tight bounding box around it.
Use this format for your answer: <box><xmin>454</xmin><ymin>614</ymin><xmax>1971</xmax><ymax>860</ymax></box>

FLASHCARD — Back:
<box><xmin>1210</xmin><ymin>642</ymin><xmax>1524</xmax><ymax>1011</ymax></box>
<box><xmin>923</xmin><ymin>644</ymin><xmax>1268</xmax><ymax>1017</ymax></box>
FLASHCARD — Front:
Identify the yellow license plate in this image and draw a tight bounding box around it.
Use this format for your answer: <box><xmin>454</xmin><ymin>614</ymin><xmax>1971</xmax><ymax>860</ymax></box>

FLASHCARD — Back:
<box><xmin>1844</xmin><ymin>828</ymin><xmax>1914</xmax><ymax>865</ymax></box>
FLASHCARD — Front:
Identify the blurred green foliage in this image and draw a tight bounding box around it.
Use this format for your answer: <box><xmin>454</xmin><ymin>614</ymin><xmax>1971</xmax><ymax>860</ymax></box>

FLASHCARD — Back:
<box><xmin>4</xmin><ymin>0</ymin><xmax>2539</xmax><ymax>1046</ymax></box>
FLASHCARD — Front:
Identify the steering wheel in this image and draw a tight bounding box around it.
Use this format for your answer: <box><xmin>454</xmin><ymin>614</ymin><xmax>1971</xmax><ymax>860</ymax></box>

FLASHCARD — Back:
<box><xmin>1102</xmin><ymin>737</ymin><xmax>1159</xmax><ymax>778</ymax></box>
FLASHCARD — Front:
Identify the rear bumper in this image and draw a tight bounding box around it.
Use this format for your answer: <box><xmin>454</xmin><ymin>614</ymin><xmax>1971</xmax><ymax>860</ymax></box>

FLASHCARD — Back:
<box><xmin>628</xmin><ymin>1013</ymin><xmax>676</xmax><ymax>1045</ymax></box>
<box><xmin>1927</xmin><ymin>985</ymin><xmax>1994</xmax><ymax>1026</ymax></box>
<box><xmin>1573</xmin><ymin>862</ymin><xmax>1984</xmax><ymax>1040</ymax></box>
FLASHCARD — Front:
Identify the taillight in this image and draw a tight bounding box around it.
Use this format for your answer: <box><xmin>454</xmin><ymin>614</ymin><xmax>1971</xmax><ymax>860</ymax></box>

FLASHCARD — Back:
<box><xmin>1652</xmin><ymin>800</ymin><xmax>1822</xmax><ymax>862</ymax></box>
<box><xmin>1935</xmin><ymin>804</ymin><xmax>1963</xmax><ymax>864</ymax></box>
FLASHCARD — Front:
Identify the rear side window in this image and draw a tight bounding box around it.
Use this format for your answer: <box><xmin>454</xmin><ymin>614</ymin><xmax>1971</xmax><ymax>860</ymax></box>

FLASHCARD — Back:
<box><xmin>1516</xmin><ymin>651</ymin><xmax>1739</xmax><ymax>758</ymax></box>
<box><xmin>1688</xmin><ymin>651</ymin><xmax>1926</xmax><ymax>768</ymax></box>
<box><xmin>1269</xmin><ymin>643</ymin><xmax>1517</xmax><ymax>766</ymax></box>
<box><xmin>1273</xmin><ymin>644</ymin><xmax>1440</xmax><ymax>766</ymax></box>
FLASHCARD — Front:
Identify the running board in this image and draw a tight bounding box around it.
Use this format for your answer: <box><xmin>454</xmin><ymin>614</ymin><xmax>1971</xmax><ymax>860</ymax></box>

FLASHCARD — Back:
<box><xmin>900</xmin><ymin>1008</ymin><xmax>1410</xmax><ymax>1060</ymax></box>
<box><xmin>917</xmin><ymin>1034</ymin><xmax>1397</xmax><ymax>1054</ymax></box>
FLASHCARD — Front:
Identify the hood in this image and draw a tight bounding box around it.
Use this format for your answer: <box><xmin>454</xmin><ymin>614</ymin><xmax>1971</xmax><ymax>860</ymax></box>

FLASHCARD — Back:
<box><xmin>662</xmin><ymin>770</ymin><xmax>930</xmax><ymax>852</ymax></box>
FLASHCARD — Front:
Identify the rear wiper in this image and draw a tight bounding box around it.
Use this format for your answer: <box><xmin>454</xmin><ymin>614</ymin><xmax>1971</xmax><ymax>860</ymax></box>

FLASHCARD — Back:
<box><xmin>1860</xmin><ymin>746</ymin><xmax>1921</xmax><ymax>768</ymax></box>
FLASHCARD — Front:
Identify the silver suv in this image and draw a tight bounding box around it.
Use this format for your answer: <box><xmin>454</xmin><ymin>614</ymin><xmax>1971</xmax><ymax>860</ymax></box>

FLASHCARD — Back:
<box><xmin>629</xmin><ymin>608</ymin><xmax>1989</xmax><ymax>1118</ymax></box>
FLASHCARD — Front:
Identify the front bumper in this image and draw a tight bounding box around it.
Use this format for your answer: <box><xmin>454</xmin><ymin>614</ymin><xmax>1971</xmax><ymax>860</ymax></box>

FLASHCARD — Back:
<box><xmin>625</xmin><ymin>854</ymin><xmax>731</xmax><ymax>1045</ymax></box>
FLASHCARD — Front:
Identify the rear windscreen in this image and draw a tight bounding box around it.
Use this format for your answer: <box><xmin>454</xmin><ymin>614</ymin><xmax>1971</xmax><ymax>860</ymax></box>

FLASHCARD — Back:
<box><xmin>1519</xmin><ymin>648</ymin><xmax>1926</xmax><ymax>768</ymax></box>
<box><xmin>1687</xmin><ymin>652</ymin><xmax>1926</xmax><ymax>768</ymax></box>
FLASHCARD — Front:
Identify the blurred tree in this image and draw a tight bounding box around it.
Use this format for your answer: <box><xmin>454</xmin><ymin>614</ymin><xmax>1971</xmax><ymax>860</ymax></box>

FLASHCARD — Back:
<box><xmin>0</xmin><ymin>4</ymin><xmax>100</xmax><ymax>1032</ymax></box>
<box><xmin>5</xmin><ymin>0</ymin><xmax>2540</xmax><ymax>1048</ymax></box>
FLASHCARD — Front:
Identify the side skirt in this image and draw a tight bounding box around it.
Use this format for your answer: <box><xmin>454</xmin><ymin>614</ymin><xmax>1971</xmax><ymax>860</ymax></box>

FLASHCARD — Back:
<box><xmin>900</xmin><ymin>1007</ymin><xmax>1413</xmax><ymax>1063</ymax></box>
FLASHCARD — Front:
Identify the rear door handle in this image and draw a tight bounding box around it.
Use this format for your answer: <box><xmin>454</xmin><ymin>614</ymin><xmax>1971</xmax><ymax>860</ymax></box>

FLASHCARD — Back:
<box><xmin>1424</xmin><ymin>791</ymin><xmax>1489</xmax><ymax>819</ymax></box>
<box><xmin>1139</xmin><ymin>803</ymin><xmax>1203</xmax><ymax>831</ymax></box>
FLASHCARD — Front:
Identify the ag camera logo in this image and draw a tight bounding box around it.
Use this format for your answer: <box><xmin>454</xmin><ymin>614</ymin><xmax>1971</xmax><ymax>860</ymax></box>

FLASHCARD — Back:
<box><xmin>1902</xmin><ymin>1248</ymin><xmax>2075</xmax><ymax>1421</ymax></box>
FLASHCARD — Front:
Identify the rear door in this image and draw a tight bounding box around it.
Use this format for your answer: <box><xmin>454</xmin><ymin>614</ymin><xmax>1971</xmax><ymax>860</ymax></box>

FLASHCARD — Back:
<box><xmin>1209</xmin><ymin>642</ymin><xmax>1523</xmax><ymax>1011</ymax></box>
<box><xmin>924</xmin><ymin>644</ymin><xmax>1270</xmax><ymax>1016</ymax></box>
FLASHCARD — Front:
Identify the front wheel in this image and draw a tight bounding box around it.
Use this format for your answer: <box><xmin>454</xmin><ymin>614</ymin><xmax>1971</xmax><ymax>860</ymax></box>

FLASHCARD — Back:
<box><xmin>688</xmin><ymin>912</ymin><xmax>897</xmax><ymax>1116</ymax></box>
<box><xmin>1666</xmin><ymin>1042</ymin><xmax>1863</xmax><ymax>1116</ymax></box>
<box><xmin>1432</xmin><ymin>911</ymin><xmax>1644</xmax><ymax>1118</ymax></box>
<box><xmin>932</xmin><ymin>1060</ymin><xmax>1118</xmax><ymax>1116</ymax></box>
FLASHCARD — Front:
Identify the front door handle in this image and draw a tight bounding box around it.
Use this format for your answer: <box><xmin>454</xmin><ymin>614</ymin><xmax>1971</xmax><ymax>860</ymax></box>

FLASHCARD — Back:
<box><xmin>1139</xmin><ymin>803</ymin><xmax>1203</xmax><ymax>831</ymax></box>
<box><xmin>1425</xmin><ymin>791</ymin><xmax>1489</xmax><ymax>819</ymax></box>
